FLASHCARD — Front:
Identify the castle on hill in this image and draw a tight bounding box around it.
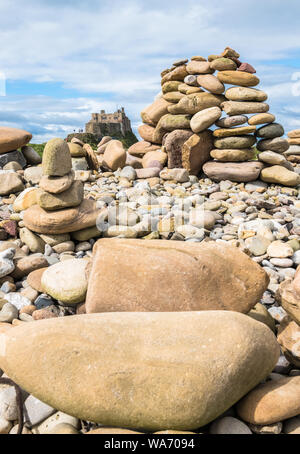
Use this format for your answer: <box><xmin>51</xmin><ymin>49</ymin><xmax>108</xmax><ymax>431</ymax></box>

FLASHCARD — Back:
<box><xmin>85</xmin><ymin>107</ymin><xmax>132</xmax><ymax>138</ymax></box>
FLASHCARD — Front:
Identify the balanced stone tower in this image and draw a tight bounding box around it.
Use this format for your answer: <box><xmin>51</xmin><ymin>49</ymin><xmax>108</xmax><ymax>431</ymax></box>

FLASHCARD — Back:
<box><xmin>135</xmin><ymin>47</ymin><xmax>300</xmax><ymax>187</ymax></box>
<box><xmin>23</xmin><ymin>138</ymin><xmax>99</xmax><ymax>235</ymax></box>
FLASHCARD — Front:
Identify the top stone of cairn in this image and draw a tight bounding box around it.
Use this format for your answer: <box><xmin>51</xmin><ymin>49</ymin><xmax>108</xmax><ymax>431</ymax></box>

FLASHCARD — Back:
<box><xmin>42</xmin><ymin>138</ymin><xmax>72</xmax><ymax>177</ymax></box>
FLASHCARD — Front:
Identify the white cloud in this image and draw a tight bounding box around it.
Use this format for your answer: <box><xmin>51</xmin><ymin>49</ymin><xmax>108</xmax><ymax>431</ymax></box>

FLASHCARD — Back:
<box><xmin>0</xmin><ymin>0</ymin><xmax>300</xmax><ymax>142</ymax></box>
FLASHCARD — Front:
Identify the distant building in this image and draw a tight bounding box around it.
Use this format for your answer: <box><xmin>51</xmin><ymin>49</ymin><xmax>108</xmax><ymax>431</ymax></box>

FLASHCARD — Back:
<box><xmin>85</xmin><ymin>107</ymin><xmax>132</xmax><ymax>138</ymax></box>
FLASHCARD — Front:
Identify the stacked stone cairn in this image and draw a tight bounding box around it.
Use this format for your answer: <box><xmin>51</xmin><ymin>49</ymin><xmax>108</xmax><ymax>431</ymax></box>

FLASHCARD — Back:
<box><xmin>285</xmin><ymin>130</ymin><xmax>300</xmax><ymax>164</ymax></box>
<box><xmin>134</xmin><ymin>47</ymin><xmax>300</xmax><ymax>188</ymax></box>
<box><xmin>22</xmin><ymin>138</ymin><xmax>99</xmax><ymax>238</ymax></box>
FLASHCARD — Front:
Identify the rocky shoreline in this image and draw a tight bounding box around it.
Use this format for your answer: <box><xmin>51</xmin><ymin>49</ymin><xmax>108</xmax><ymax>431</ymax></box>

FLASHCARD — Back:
<box><xmin>0</xmin><ymin>53</ymin><xmax>299</xmax><ymax>434</ymax></box>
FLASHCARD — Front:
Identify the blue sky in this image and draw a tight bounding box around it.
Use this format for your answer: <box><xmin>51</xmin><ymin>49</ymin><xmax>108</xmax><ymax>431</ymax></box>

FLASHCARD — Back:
<box><xmin>1</xmin><ymin>0</ymin><xmax>300</xmax><ymax>143</ymax></box>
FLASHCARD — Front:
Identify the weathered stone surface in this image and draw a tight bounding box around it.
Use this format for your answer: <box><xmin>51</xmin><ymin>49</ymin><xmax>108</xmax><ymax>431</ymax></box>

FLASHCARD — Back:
<box><xmin>161</xmin><ymin>65</ymin><xmax>188</xmax><ymax>85</ymax></box>
<box><xmin>86</xmin><ymin>239</ymin><xmax>268</xmax><ymax>314</ymax></box>
<box><xmin>225</xmin><ymin>87</ymin><xmax>267</xmax><ymax>102</ymax></box>
<box><xmin>221</xmin><ymin>101</ymin><xmax>269</xmax><ymax>116</ymax></box>
<box><xmin>24</xmin><ymin>166</ymin><xmax>43</xmax><ymax>185</ymax></box>
<box><xmin>186</xmin><ymin>61</ymin><xmax>214</xmax><ymax>75</ymax></box>
<box><xmin>258</xmin><ymin>151</ymin><xmax>287</xmax><ymax>166</ymax></box>
<box><xmin>190</xmin><ymin>107</ymin><xmax>222</xmax><ymax>133</ymax></box>
<box><xmin>0</xmin><ymin>127</ymin><xmax>32</xmax><ymax>154</ymax></box>
<box><xmin>257</xmin><ymin>137</ymin><xmax>289</xmax><ymax>153</ymax></box>
<box><xmin>68</xmin><ymin>143</ymin><xmax>86</xmax><ymax>158</ymax></box>
<box><xmin>142</xmin><ymin>151</ymin><xmax>168</xmax><ymax>169</ymax></box>
<box><xmin>37</xmin><ymin>181</ymin><xmax>83</xmax><ymax>211</ymax></box>
<box><xmin>87</xmin><ymin>428</ymin><xmax>143</xmax><ymax>435</ymax></box>
<box><xmin>102</xmin><ymin>140</ymin><xmax>126</xmax><ymax>171</ymax></box>
<box><xmin>0</xmin><ymin>150</ymin><xmax>27</xmax><ymax>168</ymax></box>
<box><xmin>214</xmin><ymin>135</ymin><xmax>256</xmax><ymax>150</ymax></box>
<box><xmin>154</xmin><ymin>114</ymin><xmax>191</xmax><ymax>143</ymax></box>
<box><xmin>277</xmin><ymin>279</ymin><xmax>300</xmax><ymax>325</ymax></box>
<box><xmin>182</xmin><ymin>131</ymin><xmax>214</xmax><ymax>175</ymax></box>
<box><xmin>211</xmin><ymin>148</ymin><xmax>255</xmax><ymax>162</ymax></box>
<box><xmin>164</xmin><ymin>130</ymin><xmax>193</xmax><ymax>169</ymax></box>
<box><xmin>261</xmin><ymin>166</ymin><xmax>300</xmax><ymax>187</ymax></box>
<box><xmin>0</xmin><ymin>173</ymin><xmax>24</xmax><ymax>196</ymax></box>
<box><xmin>23</xmin><ymin>199</ymin><xmax>99</xmax><ymax>234</ymax></box>
<box><xmin>128</xmin><ymin>141</ymin><xmax>160</xmax><ymax>157</ymax></box>
<box><xmin>0</xmin><ymin>311</ymin><xmax>279</xmax><ymax>431</ymax></box>
<box><xmin>216</xmin><ymin>115</ymin><xmax>248</xmax><ymax>128</ymax></box>
<box><xmin>256</xmin><ymin>123</ymin><xmax>284</xmax><ymax>139</ymax></box>
<box><xmin>248</xmin><ymin>303</ymin><xmax>275</xmax><ymax>332</ymax></box>
<box><xmin>217</xmin><ymin>71</ymin><xmax>260</xmax><ymax>87</ymax></box>
<box><xmin>141</xmin><ymin>98</ymin><xmax>172</xmax><ymax>126</ymax></box>
<box><xmin>248</xmin><ymin>113</ymin><xmax>276</xmax><ymax>125</ymax></box>
<box><xmin>277</xmin><ymin>317</ymin><xmax>300</xmax><ymax>368</ymax></box>
<box><xmin>27</xmin><ymin>268</ymin><xmax>48</xmax><ymax>293</ymax></box>
<box><xmin>21</xmin><ymin>146</ymin><xmax>42</xmax><ymax>165</ymax></box>
<box><xmin>210</xmin><ymin>58</ymin><xmax>237</xmax><ymax>71</ymax></box>
<box><xmin>203</xmin><ymin>161</ymin><xmax>264</xmax><ymax>182</ymax></box>
<box><xmin>41</xmin><ymin>259</ymin><xmax>90</xmax><ymax>305</ymax></box>
<box><xmin>196</xmin><ymin>75</ymin><xmax>225</xmax><ymax>94</ymax></box>
<box><xmin>42</xmin><ymin>139</ymin><xmax>72</xmax><ymax>177</ymax></box>
<box><xmin>237</xmin><ymin>377</ymin><xmax>300</xmax><ymax>425</ymax></box>
<box><xmin>138</xmin><ymin>124</ymin><xmax>156</xmax><ymax>143</ymax></box>
<box><xmin>213</xmin><ymin>126</ymin><xmax>256</xmax><ymax>138</ymax></box>
<box><xmin>19</xmin><ymin>228</ymin><xmax>45</xmax><ymax>254</ymax></box>
<box><xmin>168</xmin><ymin>93</ymin><xmax>225</xmax><ymax>115</ymax></box>
<box><xmin>39</xmin><ymin>171</ymin><xmax>75</xmax><ymax>194</ymax></box>
<box><xmin>163</xmin><ymin>92</ymin><xmax>185</xmax><ymax>103</ymax></box>
<box><xmin>210</xmin><ymin>416</ymin><xmax>252</xmax><ymax>434</ymax></box>
<box><xmin>13</xmin><ymin>188</ymin><xmax>38</xmax><ymax>213</ymax></box>
<box><xmin>288</xmin><ymin>129</ymin><xmax>300</xmax><ymax>138</ymax></box>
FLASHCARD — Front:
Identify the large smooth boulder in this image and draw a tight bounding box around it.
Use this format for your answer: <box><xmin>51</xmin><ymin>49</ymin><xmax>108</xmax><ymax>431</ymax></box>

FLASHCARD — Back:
<box><xmin>203</xmin><ymin>161</ymin><xmax>264</xmax><ymax>182</ymax></box>
<box><xmin>128</xmin><ymin>141</ymin><xmax>160</xmax><ymax>157</ymax></box>
<box><xmin>23</xmin><ymin>199</ymin><xmax>99</xmax><ymax>234</ymax></box>
<box><xmin>0</xmin><ymin>311</ymin><xmax>279</xmax><ymax>431</ymax></box>
<box><xmin>85</xmin><ymin>239</ymin><xmax>268</xmax><ymax>314</ymax></box>
<box><xmin>42</xmin><ymin>139</ymin><xmax>72</xmax><ymax>177</ymax></box>
<box><xmin>0</xmin><ymin>127</ymin><xmax>32</xmax><ymax>154</ymax></box>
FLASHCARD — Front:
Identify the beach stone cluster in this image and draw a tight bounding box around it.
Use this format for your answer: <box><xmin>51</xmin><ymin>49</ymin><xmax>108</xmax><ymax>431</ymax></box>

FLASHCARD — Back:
<box><xmin>0</xmin><ymin>96</ymin><xmax>299</xmax><ymax>433</ymax></box>
<box><xmin>134</xmin><ymin>47</ymin><xmax>300</xmax><ymax>188</ymax></box>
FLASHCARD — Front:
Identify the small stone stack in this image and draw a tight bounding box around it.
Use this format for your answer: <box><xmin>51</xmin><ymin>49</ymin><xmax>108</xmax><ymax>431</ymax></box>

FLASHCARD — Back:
<box><xmin>23</xmin><ymin>138</ymin><xmax>99</xmax><ymax>235</ymax></box>
<box><xmin>135</xmin><ymin>47</ymin><xmax>300</xmax><ymax>187</ymax></box>
<box><xmin>285</xmin><ymin>130</ymin><xmax>300</xmax><ymax>164</ymax></box>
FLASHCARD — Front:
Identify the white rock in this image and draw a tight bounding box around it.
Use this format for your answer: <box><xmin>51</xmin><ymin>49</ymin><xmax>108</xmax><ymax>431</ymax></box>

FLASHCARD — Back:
<box><xmin>0</xmin><ymin>386</ymin><xmax>18</xmax><ymax>421</ymax></box>
<box><xmin>4</xmin><ymin>293</ymin><xmax>31</xmax><ymax>310</ymax></box>
<box><xmin>0</xmin><ymin>248</ymin><xmax>15</xmax><ymax>278</ymax></box>
<box><xmin>31</xmin><ymin>411</ymin><xmax>79</xmax><ymax>434</ymax></box>
<box><xmin>24</xmin><ymin>395</ymin><xmax>56</xmax><ymax>427</ymax></box>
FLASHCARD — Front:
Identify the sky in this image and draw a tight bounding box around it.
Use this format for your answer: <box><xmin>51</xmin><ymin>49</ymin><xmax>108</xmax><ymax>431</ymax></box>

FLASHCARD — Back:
<box><xmin>1</xmin><ymin>0</ymin><xmax>300</xmax><ymax>143</ymax></box>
